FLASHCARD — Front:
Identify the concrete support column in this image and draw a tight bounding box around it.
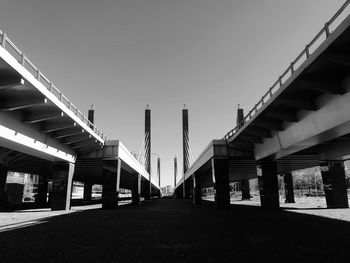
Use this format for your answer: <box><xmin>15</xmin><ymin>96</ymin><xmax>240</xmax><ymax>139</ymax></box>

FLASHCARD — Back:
<box><xmin>0</xmin><ymin>165</ymin><xmax>8</xmax><ymax>207</ymax></box>
<box><xmin>283</xmin><ymin>172</ymin><xmax>295</xmax><ymax>203</ymax></box>
<box><xmin>184</xmin><ymin>177</ymin><xmax>193</xmax><ymax>199</ymax></box>
<box><xmin>51</xmin><ymin>162</ymin><xmax>75</xmax><ymax>211</ymax></box>
<box><xmin>212</xmin><ymin>158</ymin><xmax>230</xmax><ymax>209</ymax></box>
<box><xmin>142</xmin><ymin>180</ymin><xmax>151</xmax><ymax>200</ymax></box>
<box><xmin>258</xmin><ymin>159</ymin><xmax>279</xmax><ymax>209</ymax></box>
<box><xmin>241</xmin><ymin>179</ymin><xmax>250</xmax><ymax>200</ymax></box>
<box><xmin>132</xmin><ymin>174</ymin><xmax>141</xmax><ymax>205</ymax></box>
<box><xmin>83</xmin><ymin>182</ymin><xmax>92</xmax><ymax>202</ymax></box>
<box><xmin>36</xmin><ymin>169</ymin><xmax>49</xmax><ymax>206</ymax></box>
<box><xmin>320</xmin><ymin>161</ymin><xmax>349</xmax><ymax>208</ymax></box>
<box><xmin>193</xmin><ymin>173</ymin><xmax>201</xmax><ymax>205</ymax></box>
<box><xmin>102</xmin><ymin>159</ymin><xmax>120</xmax><ymax>209</ymax></box>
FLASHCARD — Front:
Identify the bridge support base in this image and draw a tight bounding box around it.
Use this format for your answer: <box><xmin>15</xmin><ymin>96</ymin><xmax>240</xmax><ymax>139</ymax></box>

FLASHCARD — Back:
<box><xmin>83</xmin><ymin>182</ymin><xmax>92</xmax><ymax>202</ymax></box>
<box><xmin>283</xmin><ymin>172</ymin><xmax>295</xmax><ymax>203</ymax></box>
<box><xmin>193</xmin><ymin>173</ymin><xmax>201</xmax><ymax>205</ymax></box>
<box><xmin>102</xmin><ymin>159</ymin><xmax>120</xmax><ymax>209</ymax></box>
<box><xmin>142</xmin><ymin>180</ymin><xmax>151</xmax><ymax>201</ymax></box>
<box><xmin>212</xmin><ymin>158</ymin><xmax>230</xmax><ymax>209</ymax></box>
<box><xmin>241</xmin><ymin>179</ymin><xmax>250</xmax><ymax>200</ymax></box>
<box><xmin>51</xmin><ymin>162</ymin><xmax>74</xmax><ymax>211</ymax></box>
<box><xmin>0</xmin><ymin>165</ymin><xmax>8</xmax><ymax>208</ymax></box>
<box><xmin>36</xmin><ymin>168</ymin><xmax>49</xmax><ymax>206</ymax></box>
<box><xmin>184</xmin><ymin>177</ymin><xmax>193</xmax><ymax>199</ymax></box>
<box><xmin>132</xmin><ymin>175</ymin><xmax>141</xmax><ymax>205</ymax></box>
<box><xmin>320</xmin><ymin>161</ymin><xmax>349</xmax><ymax>208</ymax></box>
<box><xmin>258</xmin><ymin>160</ymin><xmax>279</xmax><ymax>209</ymax></box>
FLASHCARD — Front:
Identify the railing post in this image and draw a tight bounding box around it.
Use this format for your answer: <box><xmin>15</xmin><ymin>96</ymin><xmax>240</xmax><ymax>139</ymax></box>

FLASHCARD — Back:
<box><xmin>279</xmin><ymin>76</ymin><xmax>283</xmax><ymax>87</ymax></box>
<box><xmin>1</xmin><ymin>33</ymin><xmax>6</xmax><ymax>48</ymax></box>
<box><xmin>305</xmin><ymin>44</ymin><xmax>310</xmax><ymax>58</ymax></box>
<box><xmin>325</xmin><ymin>22</ymin><xmax>330</xmax><ymax>37</ymax></box>
<box><xmin>290</xmin><ymin>62</ymin><xmax>294</xmax><ymax>74</ymax></box>
<box><xmin>36</xmin><ymin>69</ymin><xmax>40</xmax><ymax>80</ymax></box>
<box><xmin>20</xmin><ymin>53</ymin><xmax>25</xmax><ymax>66</ymax></box>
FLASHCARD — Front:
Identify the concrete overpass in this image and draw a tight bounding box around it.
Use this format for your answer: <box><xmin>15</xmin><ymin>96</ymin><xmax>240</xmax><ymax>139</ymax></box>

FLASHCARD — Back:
<box><xmin>175</xmin><ymin>0</ymin><xmax>350</xmax><ymax>209</ymax></box>
<box><xmin>0</xmin><ymin>30</ymin><xmax>159</xmax><ymax>210</ymax></box>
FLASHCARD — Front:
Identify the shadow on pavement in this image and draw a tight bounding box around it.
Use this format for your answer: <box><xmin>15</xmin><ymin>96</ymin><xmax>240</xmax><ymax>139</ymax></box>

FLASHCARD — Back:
<box><xmin>0</xmin><ymin>199</ymin><xmax>349</xmax><ymax>262</ymax></box>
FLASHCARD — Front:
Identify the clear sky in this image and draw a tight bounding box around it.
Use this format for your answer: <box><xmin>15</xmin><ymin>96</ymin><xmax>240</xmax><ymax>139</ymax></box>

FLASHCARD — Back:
<box><xmin>0</xmin><ymin>0</ymin><xmax>345</xmax><ymax>187</ymax></box>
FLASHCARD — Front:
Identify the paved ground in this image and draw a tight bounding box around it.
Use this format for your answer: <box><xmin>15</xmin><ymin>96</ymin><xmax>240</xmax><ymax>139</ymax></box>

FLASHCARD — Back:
<box><xmin>1</xmin><ymin>199</ymin><xmax>350</xmax><ymax>262</ymax></box>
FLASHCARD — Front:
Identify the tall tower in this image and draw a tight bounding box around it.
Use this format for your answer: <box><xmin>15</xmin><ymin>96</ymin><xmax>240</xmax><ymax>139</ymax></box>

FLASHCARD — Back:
<box><xmin>236</xmin><ymin>104</ymin><xmax>244</xmax><ymax>128</ymax></box>
<box><xmin>88</xmin><ymin>105</ymin><xmax>94</xmax><ymax>129</ymax></box>
<box><xmin>157</xmin><ymin>156</ymin><xmax>160</xmax><ymax>187</ymax></box>
<box><xmin>144</xmin><ymin>105</ymin><xmax>151</xmax><ymax>200</ymax></box>
<box><xmin>174</xmin><ymin>156</ymin><xmax>177</xmax><ymax>188</ymax></box>
<box><xmin>182</xmin><ymin>105</ymin><xmax>189</xmax><ymax>198</ymax></box>
<box><xmin>182</xmin><ymin>106</ymin><xmax>189</xmax><ymax>175</ymax></box>
<box><xmin>145</xmin><ymin>105</ymin><xmax>151</xmax><ymax>175</ymax></box>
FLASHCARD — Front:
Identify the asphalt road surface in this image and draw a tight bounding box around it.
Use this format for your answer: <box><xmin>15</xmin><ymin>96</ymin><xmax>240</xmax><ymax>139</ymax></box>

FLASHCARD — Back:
<box><xmin>0</xmin><ymin>199</ymin><xmax>350</xmax><ymax>262</ymax></box>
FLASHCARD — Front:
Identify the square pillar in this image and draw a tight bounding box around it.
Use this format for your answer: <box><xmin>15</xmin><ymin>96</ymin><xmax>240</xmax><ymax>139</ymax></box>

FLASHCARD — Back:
<box><xmin>142</xmin><ymin>180</ymin><xmax>151</xmax><ymax>200</ymax></box>
<box><xmin>241</xmin><ymin>179</ymin><xmax>250</xmax><ymax>200</ymax></box>
<box><xmin>36</xmin><ymin>169</ymin><xmax>49</xmax><ymax>206</ymax></box>
<box><xmin>283</xmin><ymin>172</ymin><xmax>295</xmax><ymax>203</ymax></box>
<box><xmin>193</xmin><ymin>173</ymin><xmax>201</xmax><ymax>205</ymax></box>
<box><xmin>0</xmin><ymin>165</ymin><xmax>8</xmax><ymax>208</ymax></box>
<box><xmin>212</xmin><ymin>158</ymin><xmax>230</xmax><ymax>209</ymax></box>
<box><xmin>258</xmin><ymin>159</ymin><xmax>279</xmax><ymax>209</ymax></box>
<box><xmin>132</xmin><ymin>174</ymin><xmax>141</xmax><ymax>205</ymax></box>
<box><xmin>83</xmin><ymin>182</ymin><xmax>92</xmax><ymax>201</ymax></box>
<box><xmin>184</xmin><ymin>177</ymin><xmax>193</xmax><ymax>199</ymax></box>
<box><xmin>51</xmin><ymin>162</ymin><xmax>75</xmax><ymax>211</ymax></box>
<box><xmin>320</xmin><ymin>161</ymin><xmax>348</xmax><ymax>208</ymax></box>
<box><xmin>102</xmin><ymin>159</ymin><xmax>120</xmax><ymax>209</ymax></box>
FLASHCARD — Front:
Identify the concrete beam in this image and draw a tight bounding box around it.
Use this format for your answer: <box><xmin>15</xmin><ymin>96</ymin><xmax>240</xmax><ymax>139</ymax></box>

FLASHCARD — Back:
<box><xmin>0</xmin><ymin>97</ymin><xmax>47</xmax><ymax>111</ymax></box>
<box><xmin>254</xmin><ymin>120</ymin><xmax>283</xmax><ymax>131</ymax></box>
<box><xmin>51</xmin><ymin>128</ymin><xmax>84</xmax><ymax>139</ymax></box>
<box><xmin>24</xmin><ymin>111</ymin><xmax>64</xmax><ymax>124</ymax></box>
<box><xmin>61</xmin><ymin>134</ymin><xmax>92</xmax><ymax>145</ymax></box>
<box><xmin>239</xmin><ymin>134</ymin><xmax>263</xmax><ymax>144</ymax></box>
<box><xmin>42</xmin><ymin>122</ymin><xmax>77</xmax><ymax>133</ymax></box>
<box><xmin>245</xmin><ymin>127</ymin><xmax>272</xmax><ymax>138</ymax></box>
<box><xmin>300</xmin><ymin>80</ymin><xmax>344</xmax><ymax>95</ymax></box>
<box><xmin>0</xmin><ymin>78</ymin><xmax>24</xmax><ymax>90</ymax></box>
<box><xmin>266</xmin><ymin>111</ymin><xmax>299</xmax><ymax>123</ymax></box>
<box><xmin>277</xmin><ymin>97</ymin><xmax>317</xmax><ymax>111</ymax></box>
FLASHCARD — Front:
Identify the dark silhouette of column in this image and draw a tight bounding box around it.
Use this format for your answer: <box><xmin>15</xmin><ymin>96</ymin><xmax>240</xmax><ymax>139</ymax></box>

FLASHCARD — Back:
<box><xmin>258</xmin><ymin>159</ymin><xmax>279</xmax><ymax>209</ymax></box>
<box><xmin>102</xmin><ymin>159</ymin><xmax>120</xmax><ymax>209</ymax></box>
<box><xmin>212</xmin><ymin>158</ymin><xmax>230</xmax><ymax>209</ymax></box>
<box><xmin>0</xmin><ymin>165</ymin><xmax>8</xmax><ymax>208</ymax></box>
<box><xmin>284</xmin><ymin>172</ymin><xmax>295</xmax><ymax>203</ymax></box>
<box><xmin>83</xmin><ymin>182</ymin><xmax>92</xmax><ymax>202</ymax></box>
<box><xmin>320</xmin><ymin>161</ymin><xmax>348</xmax><ymax>208</ymax></box>
<box><xmin>193</xmin><ymin>173</ymin><xmax>201</xmax><ymax>205</ymax></box>
<box><xmin>132</xmin><ymin>174</ymin><xmax>141</xmax><ymax>205</ymax></box>
<box><xmin>51</xmin><ymin>162</ymin><xmax>74</xmax><ymax>211</ymax></box>
<box><xmin>241</xmin><ymin>180</ymin><xmax>250</xmax><ymax>200</ymax></box>
<box><xmin>36</xmin><ymin>166</ymin><xmax>50</xmax><ymax>206</ymax></box>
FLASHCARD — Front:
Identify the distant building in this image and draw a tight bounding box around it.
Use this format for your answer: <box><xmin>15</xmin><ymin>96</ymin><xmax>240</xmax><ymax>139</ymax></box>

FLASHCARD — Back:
<box><xmin>161</xmin><ymin>185</ymin><xmax>173</xmax><ymax>196</ymax></box>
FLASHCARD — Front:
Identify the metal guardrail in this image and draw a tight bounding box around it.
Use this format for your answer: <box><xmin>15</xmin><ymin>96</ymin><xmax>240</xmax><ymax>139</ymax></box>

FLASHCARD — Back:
<box><xmin>0</xmin><ymin>30</ymin><xmax>108</xmax><ymax>141</ymax></box>
<box><xmin>223</xmin><ymin>0</ymin><xmax>350</xmax><ymax>141</ymax></box>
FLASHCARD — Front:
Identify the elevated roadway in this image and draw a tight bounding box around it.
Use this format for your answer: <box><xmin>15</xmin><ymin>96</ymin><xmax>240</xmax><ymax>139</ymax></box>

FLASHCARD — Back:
<box><xmin>175</xmin><ymin>1</ymin><xmax>350</xmax><ymax>209</ymax></box>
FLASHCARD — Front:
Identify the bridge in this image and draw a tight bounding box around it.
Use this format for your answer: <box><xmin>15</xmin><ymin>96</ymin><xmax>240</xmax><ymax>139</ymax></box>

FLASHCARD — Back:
<box><xmin>0</xmin><ymin>29</ymin><xmax>160</xmax><ymax>211</ymax></box>
<box><xmin>174</xmin><ymin>0</ymin><xmax>350</xmax><ymax>209</ymax></box>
